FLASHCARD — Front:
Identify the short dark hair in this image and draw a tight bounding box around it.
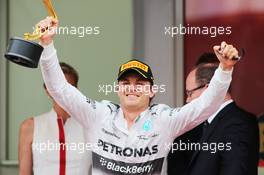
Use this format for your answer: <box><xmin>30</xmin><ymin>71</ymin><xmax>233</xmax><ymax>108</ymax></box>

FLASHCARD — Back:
<box><xmin>60</xmin><ymin>62</ymin><xmax>79</xmax><ymax>86</ymax></box>
<box><xmin>195</xmin><ymin>64</ymin><xmax>218</xmax><ymax>86</ymax></box>
<box><xmin>195</xmin><ymin>52</ymin><xmax>219</xmax><ymax>66</ymax></box>
<box><xmin>195</xmin><ymin>52</ymin><xmax>231</xmax><ymax>93</ymax></box>
<box><xmin>43</xmin><ymin>62</ymin><xmax>79</xmax><ymax>88</ymax></box>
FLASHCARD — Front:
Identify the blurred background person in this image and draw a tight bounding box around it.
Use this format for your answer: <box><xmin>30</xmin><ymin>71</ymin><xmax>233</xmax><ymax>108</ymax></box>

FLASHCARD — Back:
<box><xmin>19</xmin><ymin>62</ymin><xmax>92</xmax><ymax>175</ymax></box>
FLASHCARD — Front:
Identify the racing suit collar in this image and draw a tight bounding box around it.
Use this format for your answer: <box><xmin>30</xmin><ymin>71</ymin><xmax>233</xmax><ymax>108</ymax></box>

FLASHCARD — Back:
<box><xmin>114</xmin><ymin>107</ymin><xmax>150</xmax><ymax>135</ymax></box>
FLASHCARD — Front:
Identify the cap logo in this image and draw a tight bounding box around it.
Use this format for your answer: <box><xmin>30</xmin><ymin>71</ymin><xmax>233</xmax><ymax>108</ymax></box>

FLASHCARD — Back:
<box><xmin>120</xmin><ymin>61</ymin><xmax>149</xmax><ymax>72</ymax></box>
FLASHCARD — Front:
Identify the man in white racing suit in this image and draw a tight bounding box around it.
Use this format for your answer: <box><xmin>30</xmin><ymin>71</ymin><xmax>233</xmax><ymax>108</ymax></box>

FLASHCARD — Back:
<box><xmin>37</xmin><ymin>17</ymin><xmax>239</xmax><ymax>175</ymax></box>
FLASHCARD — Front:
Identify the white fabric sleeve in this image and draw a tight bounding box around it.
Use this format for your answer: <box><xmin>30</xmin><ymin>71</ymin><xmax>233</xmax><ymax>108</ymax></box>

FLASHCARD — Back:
<box><xmin>162</xmin><ymin>66</ymin><xmax>232</xmax><ymax>139</ymax></box>
<box><xmin>40</xmin><ymin>42</ymin><xmax>105</xmax><ymax>129</ymax></box>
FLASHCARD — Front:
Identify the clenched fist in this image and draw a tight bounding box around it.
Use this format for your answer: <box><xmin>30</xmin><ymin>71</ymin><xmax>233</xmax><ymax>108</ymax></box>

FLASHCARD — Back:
<box><xmin>37</xmin><ymin>16</ymin><xmax>58</xmax><ymax>46</ymax></box>
<box><xmin>213</xmin><ymin>41</ymin><xmax>240</xmax><ymax>71</ymax></box>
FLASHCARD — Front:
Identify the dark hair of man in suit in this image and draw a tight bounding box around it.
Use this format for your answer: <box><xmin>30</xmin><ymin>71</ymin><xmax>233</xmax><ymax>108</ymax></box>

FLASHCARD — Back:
<box><xmin>195</xmin><ymin>52</ymin><xmax>231</xmax><ymax>93</ymax></box>
<box><xmin>195</xmin><ymin>64</ymin><xmax>218</xmax><ymax>87</ymax></box>
<box><xmin>195</xmin><ymin>52</ymin><xmax>219</xmax><ymax>66</ymax></box>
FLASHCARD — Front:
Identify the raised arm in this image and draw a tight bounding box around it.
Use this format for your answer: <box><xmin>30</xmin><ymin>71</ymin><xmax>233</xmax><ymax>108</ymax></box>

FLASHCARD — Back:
<box><xmin>164</xmin><ymin>41</ymin><xmax>239</xmax><ymax>139</ymax></box>
<box><xmin>38</xmin><ymin>17</ymin><xmax>104</xmax><ymax>128</ymax></box>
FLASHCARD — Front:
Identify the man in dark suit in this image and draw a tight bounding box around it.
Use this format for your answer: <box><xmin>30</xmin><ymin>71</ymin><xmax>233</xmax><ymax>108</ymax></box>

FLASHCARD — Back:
<box><xmin>167</xmin><ymin>53</ymin><xmax>259</xmax><ymax>175</ymax></box>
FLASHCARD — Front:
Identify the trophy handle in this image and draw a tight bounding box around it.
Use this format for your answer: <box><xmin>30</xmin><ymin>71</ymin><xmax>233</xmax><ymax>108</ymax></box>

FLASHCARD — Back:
<box><xmin>43</xmin><ymin>0</ymin><xmax>58</xmax><ymax>19</ymax></box>
<box><xmin>24</xmin><ymin>0</ymin><xmax>58</xmax><ymax>41</ymax></box>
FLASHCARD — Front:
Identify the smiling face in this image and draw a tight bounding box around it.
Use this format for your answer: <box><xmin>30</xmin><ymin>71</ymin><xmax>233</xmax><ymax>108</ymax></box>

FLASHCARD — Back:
<box><xmin>117</xmin><ymin>71</ymin><xmax>155</xmax><ymax>111</ymax></box>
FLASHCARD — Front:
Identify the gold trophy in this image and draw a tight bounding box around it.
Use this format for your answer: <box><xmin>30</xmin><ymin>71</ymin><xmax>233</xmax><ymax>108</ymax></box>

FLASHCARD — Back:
<box><xmin>4</xmin><ymin>0</ymin><xmax>58</xmax><ymax>68</ymax></box>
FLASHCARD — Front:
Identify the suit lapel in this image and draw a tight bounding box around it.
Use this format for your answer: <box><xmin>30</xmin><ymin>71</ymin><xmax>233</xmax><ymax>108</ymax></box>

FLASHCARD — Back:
<box><xmin>187</xmin><ymin>102</ymin><xmax>236</xmax><ymax>169</ymax></box>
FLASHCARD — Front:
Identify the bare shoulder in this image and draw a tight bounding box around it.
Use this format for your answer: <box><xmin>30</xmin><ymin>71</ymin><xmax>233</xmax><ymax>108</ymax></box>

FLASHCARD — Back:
<box><xmin>20</xmin><ymin>117</ymin><xmax>34</xmax><ymax>137</ymax></box>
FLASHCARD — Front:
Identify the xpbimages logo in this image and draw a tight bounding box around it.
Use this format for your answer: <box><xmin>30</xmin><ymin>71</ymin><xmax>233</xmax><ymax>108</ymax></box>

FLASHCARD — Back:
<box><xmin>164</xmin><ymin>24</ymin><xmax>232</xmax><ymax>37</ymax></box>
<box><xmin>32</xmin><ymin>25</ymin><xmax>100</xmax><ymax>38</ymax></box>
<box><xmin>98</xmin><ymin>82</ymin><xmax>166</xmax><ymax>95</ymax></box>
